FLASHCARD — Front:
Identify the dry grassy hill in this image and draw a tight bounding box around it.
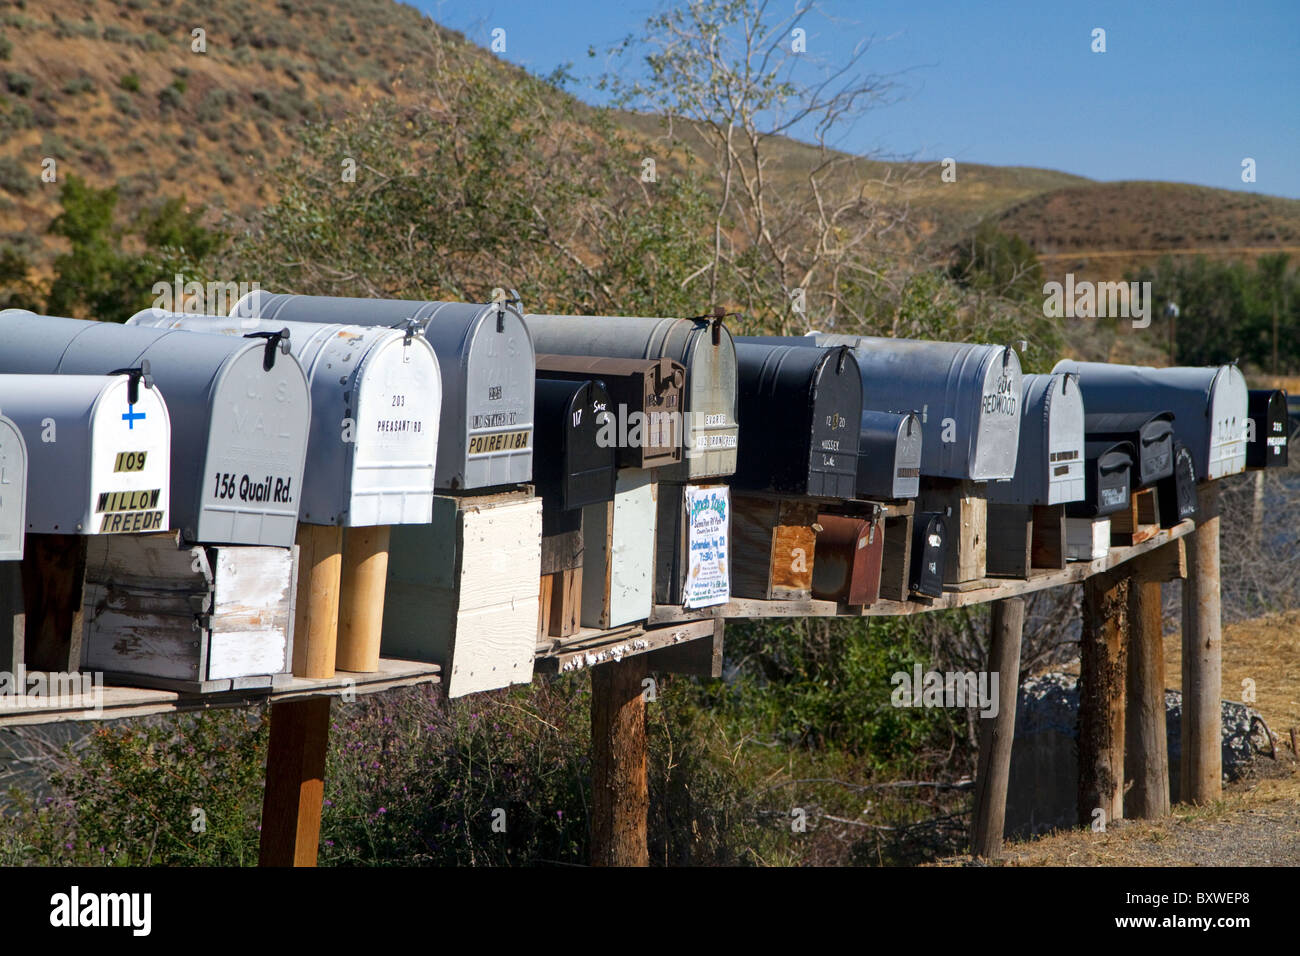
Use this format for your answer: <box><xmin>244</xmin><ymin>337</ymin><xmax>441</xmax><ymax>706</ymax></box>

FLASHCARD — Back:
<box><xmin>1</xmin><ymin>0</ymin><xmax>1297</xmax><ymax>290</ymax></box>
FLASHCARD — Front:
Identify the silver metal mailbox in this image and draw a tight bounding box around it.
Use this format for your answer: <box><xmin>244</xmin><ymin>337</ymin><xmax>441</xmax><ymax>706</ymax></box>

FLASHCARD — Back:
<box><xmin>857</xmin><ymin>411</ymin><xmax>922</xmax><ymax>500</ymax></box>
<box><xmin>0</xmin><ymin>373</ymin><xmax>170</xmax><ymax>535</ymax></box>
<box><xmin>523</xmin><ymin>313</ymin><xmax>739</xmax><ymax>482</ymax></box>
<box><xmin>128</xmin><ymin>310</ymin><xmax>442</xmax><ymax>526</ymax></box>
<box><xmin>988</xmin><ymin>372</ymin><xmax>1086</xmax><ymax>506</ymax></box>
<box><xmin>233</xmin><ymin>292</ymin><xmax>534</xmax><ymax>491</ymax></box>
<box><xmin>0</xmin><ymin>310</ymin><xmax>310</xmax><ymax>546</ymax></box>
<box><xmin>811</xmin><ymin>335</ymin><xmax>1023</xmax><ymax>480</ymax></box>
<box><xmin>1053</xmin><ymin>360</ymin><xmax>1249</xmax><ymax>480</ymax></box>
<box><xmin>0</xmin><ymin>411</ymin><xmax>26</xmax><ymax>559</ymax></box>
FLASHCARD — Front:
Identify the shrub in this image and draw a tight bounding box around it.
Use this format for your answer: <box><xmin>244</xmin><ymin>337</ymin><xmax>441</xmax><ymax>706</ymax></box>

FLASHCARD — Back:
<box><xmin>4</xmin><ymin>71</ymin><xmax>33</xmax><ymax>96</ymax></box>
<box><xmin>118</xmin><ymin>72</ymin><xmax>140</xmax><ymax>93</ymax></box>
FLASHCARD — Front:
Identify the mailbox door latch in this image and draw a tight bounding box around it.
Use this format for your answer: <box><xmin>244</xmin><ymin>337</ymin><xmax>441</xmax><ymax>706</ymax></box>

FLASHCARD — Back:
<box><xmin>108</xmin><ymin>359</ymin><xmax>154</xmax><ymax>405</ymax></box>
<box><xmin>244</xmin><ymin>328</ymin><xmax>292</xmax><ymax>370</ymax></box>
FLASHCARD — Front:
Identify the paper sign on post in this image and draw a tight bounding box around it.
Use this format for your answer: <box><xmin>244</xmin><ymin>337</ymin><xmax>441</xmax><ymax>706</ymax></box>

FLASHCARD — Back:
<box><xmin>683</xmin><ymin>484</ymin><xmax>729</xmax><ymax>609</ymax></box>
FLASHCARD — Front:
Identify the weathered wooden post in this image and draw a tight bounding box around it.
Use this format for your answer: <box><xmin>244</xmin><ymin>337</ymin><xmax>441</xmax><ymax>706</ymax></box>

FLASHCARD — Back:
<box><xmin>590</xmin><ymin>654</ymin><xmax>650</xmax><ymax>867</ymax></box>
<box><xmin>971</xmin><ymin>595</ymin><xmax>1025</xmax><ymax>858</ymax></box>
<box><xmin>1078</xmin><ymin>567</ymin><xmax>1128</xmax><ymax>827</ymax></box>
<box><xmin>1124</xmin><ymin>541</ymin><xmax>1184</xmax><ymax>818</ymax></box>
<box><xmin>337</xmin><ymin>525</ymin><xmax>391</xmax><ymax>671</ymax></box>
<box><xmin>1181</xmin><ymin>483</ymin><xmax>1222</xmax><ymax>805</ymax></box>
<box><xmin>259</xmin><ymin>696</ymin><xmax>333</xmax><ymax>867</ymax></box>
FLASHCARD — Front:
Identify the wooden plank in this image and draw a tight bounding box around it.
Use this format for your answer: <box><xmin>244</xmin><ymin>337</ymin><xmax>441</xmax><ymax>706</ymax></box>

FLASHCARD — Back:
<box><xmin>582</xmin><ymin>470</ymin><xmax>655</xmax><ymax>629</ymax></box>
<box><xmin>1079</xmin><ymin>568</ymin><xmax>1128</xmax><ymax>827</ymax></box>
<box><xmin>210</xmin><ymin>546</ymin><xmax>294</xmax><ymax>680</ymax></box>
<box><xmin>546</xmin><ymin>567</ymin><xmax>582</xmax><ymax>638</ymax></box>
<box><xmin>1111</xmin><ymin>488</ymin><xmax>1159</xmax><ymax>546</ymax></box>
<box><xmin>986</xmin><ymin>503</ymin><xmax>1031</xmax><ymax>579</ymax></box>
<box><xmin>1030</xmin><ymin>504</ymin><xmax>1066</xmax><ymax>570</ymax></box>
<box><xmin>1125</xmin><ymin>552</ymin><xmax>1171</xmax><ymax>819</ymax></box>
<box><xmin>336</xmin><ymin>525</ymin><xmax>390</xmax><ymax>673</ymax></box>
<box><xmin>292</xmin><ymin>524</ymin><xmax>342</xmax><ymax>680</ymax></box>
<box><xmin>730</xmin><ymin>495</ymin><xmax>818</xmax><ymax>600</ymax></box>
<box><xmin>0</xmin><ymin>561</ymin><xmax>22</xmax><ymax>677</ymax></box>
<box><xmin>971</xmin><ymin>597</ymin><xmax>1025</xmax><ymax>858</ymax></box>
<box><xmin>590</xmin><ymin>654</ymin><xmax>649</xmax><ymax>867</ymax></box>
<box><xmin>259</xmin><ymin>696</ymin><xmax>332</xmax><ymax>867</ymax></box>
<box><xmin>540</xmin><ymin>526</ymin><xmax>583</xmax><ymax>576</ymax></box>
<box><xmin>1181</xmin><ymin>483</ymin><xmax>1222</xmax><ymax>806</ymax></box>
<box><xmin>21</xmin><ymin>533</ymin><xmax>88</xmax><ymax>671</ymax></box>
<box><xmin>538</xmin><ymin>572</ymin><xmax>554</xmax><ymax>639</ymax></box>
<box><xmin>642</xmin><ymin>619</ymin><xmax>724</xmax><ymax>677</ymax></box>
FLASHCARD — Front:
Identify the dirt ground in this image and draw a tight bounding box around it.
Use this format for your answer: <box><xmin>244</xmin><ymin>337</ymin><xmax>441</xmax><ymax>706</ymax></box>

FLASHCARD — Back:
<box><xmin>939</xmin><ymin>609</ymin><xmax>1300</xmax><ymax>866</ymax></box>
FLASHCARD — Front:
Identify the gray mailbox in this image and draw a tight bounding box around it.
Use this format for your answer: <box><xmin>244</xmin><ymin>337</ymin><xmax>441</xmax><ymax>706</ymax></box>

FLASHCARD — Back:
<box><xmin>1053</xmin><ymin>360</ymin><xmax>1248</xmax><ymax>481</ymax></box>
<box><xmin>0</xmin><ymin>310</ymin><xmax>310</xmax><ymax>547</ymax></box>
<box><xmin>128</xmin><ymin>310</ymin><xmax>442</xmax><ymax>527</ymax></box>
<box><xmin>233</xmin><ymin>292</ymin><xmax>534</xmax><ymax>491</ymax></box>
<box><xmin>811</xmin><ymin>334</ymin><xmax>1023</xmax><ymax>481</ymax></box>
<box><xmin>523</xmin><ymin>313</ymin><xmax>739</xmax><ymax>482</ymax></box>
<box><xmin>0</xmin><ymin>373</ymin><xmax>169</xmax><ymax>535</ymax></box>
<box><xmin>988</xmin><ymin>372</ymin><xmax>1086</xmax><ymax>506</ymax></box>
<box><xmin>0</xmin><ymin>411</ymin><xmax>26</xmax><ymax>560</ymax></box>
<box><xmin>856</xmin><ymin>411</ymin><xmax>922</xmax><ymax>500</ymax></box>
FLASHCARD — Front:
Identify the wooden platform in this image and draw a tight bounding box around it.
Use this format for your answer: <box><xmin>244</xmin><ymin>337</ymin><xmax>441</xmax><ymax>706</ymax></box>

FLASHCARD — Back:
<box><xmin>649</xmin><ymin>520</ymin><xmax>1196</xmax><ymax>624</ymax></box>
<box><xmin>0</xmin><ymin>657</ymin><xmax>440</xmax><ymax>728</ymax></box>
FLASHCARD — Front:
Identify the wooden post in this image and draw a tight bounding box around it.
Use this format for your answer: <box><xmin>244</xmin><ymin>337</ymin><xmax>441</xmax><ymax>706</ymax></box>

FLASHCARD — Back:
<box><xmin>1078</xmin><ymin>568</ymin><xmax>1128</xmax><ymax>827</ymax></box>
<box><xmin>0</xmin><ymin>561</ymin><xmax>24</xmax><ymax>676</ymax></box>
<box><xmin>1181</xmin><ymin>483</ymin><xmax>1222</xmax><ymax>805</ymax></box>
<box><xmin>20</xmin><ymin>533</ymin><xmax>88</xmax><ymax>671</ymax></box>
<box><xmin>336</xmin><ymin>525</ymin><xmax>390</xmax><ymax>673</ymax></box>
<box><xmin>1125</xmin><ymin>565</ymin><xmax>1171</xmax><ymax>818</ymax></box>
<box><xmin>293</xmin><ymin>523</ymin><xmax>343</xmax><ymax>679</ymax></box>
<box><xmin>259</xmin><ymin>696</ymin><xmax>332</xmax><ymax>867</ymax></box>
<box><xmin>590</xmin><ymin>654</ymin><xmax>649</xmax><ymax>867</ymax></box>
<box><xmin>971</xmin><ymin>596</ymin><xmax>1025</xmax><ymax>858</ymax></box>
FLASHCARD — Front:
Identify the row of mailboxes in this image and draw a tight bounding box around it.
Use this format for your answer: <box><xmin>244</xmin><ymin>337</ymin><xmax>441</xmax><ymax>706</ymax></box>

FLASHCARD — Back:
<box><xmin>234</xmin><ymin>292</ymin><xmax>536</xmax><ymax>492</ymax></box>
<box><xmin>0</xmin><ymin>310</ymin><xmax>310</xmax><ymax>547</ymax></box>
<box><xmin>128</xmin><ymin>310</ymin><xmax>443</xmax><ymax>527</ymax></box>
<box><xmin>1055</xmin><ymin>360</ymin><xmax>1248</xmax><ymax>481</ymax></box>
<box><xmin>1247</xmin><ymin>390</ymin><xmax>1289</xmax><ymax>468</ymax></box>
<box><xmin>988</xmin><ymin>373</ymin><xmax>1086</xmax><ymax>507</ymax></box>
<box><xmin>534</xmin><ymin>355</ymin><xmax>684</xmax><ymax>470</ymax></box>
<box><xmin>0</xmin><ymin>373</ymin><xmax>170</xmax><ymax>537</ymax></box>
<box><xmin>731</xmin><ymin>341</ymin><xmax>862</xmax><ymax>498</ymax></box>
<box><xmin>523</xmin><ymin>314</ymin><xmax>739</xmax><ymax>482</ymax></box>
<box><xmin>1084</xmin><ymin>411</ymin><xmax>1175</xmax><ymax>488</ymax></box>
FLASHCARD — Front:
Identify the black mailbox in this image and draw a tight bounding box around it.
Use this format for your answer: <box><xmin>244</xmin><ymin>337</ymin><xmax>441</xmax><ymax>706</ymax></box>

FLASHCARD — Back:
<box><xmin>534</xmin><ymin>354</ymin><xmax>684</xmax><ymax>470</ymax></box>
<box><xmin>532</xmin><ymin>377</ymin><xmax>617</xmax><ymax>513</ymax></box>
<box><xmin>1085</xmin><ymin>411</ymin><xmax>1174</xmax><ymax>487</ymax></box>
<box><xmin>1157</xmin><ymin>439</ymin><xmax>1198</xmax><ymax>527</ymax></box>
<box><xmin>1068</xmin><ymin>440</ymin><xmax>1135</xmax><ymax>518</ymax></box>
<box><xmin>857</xmin><ymin>410</ymin><xmax>922</xmax><ymax>500</ymax></box>
<box><xmin>733</xmin><ymin>342</ymin><xmax>861</xmax><ymax>498</ymax></box>
<box><xmin>909</xmin><ymin>512</ymin><xmax>948</xmax><ymax>598</ymax></box>
<box><xmin>1247</xmin><ymin>390</ymin><xmax>1289</xmax><ymax>468</ymax></box>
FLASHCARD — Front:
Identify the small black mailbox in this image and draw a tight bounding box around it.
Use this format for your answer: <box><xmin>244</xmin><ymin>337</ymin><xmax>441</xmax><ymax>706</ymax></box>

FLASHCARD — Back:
<box><xmin>856</xmin><ymin>410</ymin><xmax>922</xmax><ymax>500</ymax></box>
<box><xmin>1247</xmin><ymin>389</ymin><xmax>1289</xmax><ymax>468</ymax></box>
<box><xmin>909</xmin><ymin>512</ymin><xmax>948</xmax><ymax>598</ymax></box>
<box><xmin>1067</xmin><ymin>440</ymin><xmax>1135</xmax><ymax>518</ymax></box>
<box><xmin>1085</xmin><ymin>411</ymin><xmax>1174</xmax><ymax>487</ymax></box>
<box><xmin>532</xmin><ymin>377</ymin><xmax>617</xmax><ymax>513</ymax></box>
<box><xmin>733</xmin><ymin>342</ymin><xmax>861</xmax><ymax>498</ymax></box>
<box><xmin>1157</xmin><ymin>439</ymin><xmax>1199</xmax><ymax>527</ymax></box>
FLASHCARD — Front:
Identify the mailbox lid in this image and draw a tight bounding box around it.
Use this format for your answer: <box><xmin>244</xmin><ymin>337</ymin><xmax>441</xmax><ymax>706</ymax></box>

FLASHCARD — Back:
<box><xmin>1068</xmin><ymin>438</ymin><xmax>1134</xmax><ymax>517</ymax></box>
<box><xmin>131</xmin><ymin>310</ymin><xmax>442</xmax><ymax>526</ymax></box>
<box><xmin>1054</xmin><ymin>360</ymin><xmax>1248</xmax><ymax>480</ymax></box>
<box><xmin>235</xmin><ymin>294</ymin><xmax>535</xmax><ymax>491</ymax></box>
<box><xmin>1157</xmin><ymin>440</ymin><xmax>1199</xmax><ymax>526</ymax></box>
<box><xmin>534</xmin><ymin>354</ymin><xmax>684</xmax><ymax>469</ymax></box>
<box><xmin>910</xmin><ymin>512</ymin><xmax>948</xmax><ymax>597</ymax></box>
<box><xmin>1085</xmin><ymin>410</ymin><xmax>1174</xmax><ymax>487</ymax></box>
<box><xmin>856</xmin><ymin>410</ymin><xmax>922</xmax><ymax>500</ymax></box>
<box><xmin>525</xmin><ymin>314</ymin><xmax>739</xmax><ymax>481</ymax></box>
<box><xmin>0</xmin><ymin>374</ymin><xmax>170</xmax><ymax>535</ymax></box>
<box><xmin>814</xmin><ymin>334</ymin><xmax>1023</xmax><ymax>480</ymax></box>
<box><xmin>533</xmin><ymin>377</ymin><xmax>617</xmax><ymax>511</ymax></box>
<box><xmin>733</xmin><ymin>341</ymin><xmax>861</xmax><ymax>497</ymax></box>
<box><xmin>988</xmin><ymin>372</ymin><xmax>1086</xmax><ymax>506</ymax></box>
<box><xmin>0</xmin><ymin>412</ymin><xmax>26</xmax><ymax>559</ymax></box>
<box><xmin>1247</xmin><ymin>389</ymin><xmax>1288</xmax><ymax>468</ymax></box>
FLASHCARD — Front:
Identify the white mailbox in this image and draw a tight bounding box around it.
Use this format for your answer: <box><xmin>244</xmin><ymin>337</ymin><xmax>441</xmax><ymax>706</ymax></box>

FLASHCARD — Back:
<box><xmin>0</xmin><ymin>310</ymin><xmax>310</xmax><ymax>546</ymax></box>
<box><xmin>233</xmin><ymin>292</ymin><xmax>534</xmax><ymax>492</ymax></box>
<box><xmin>0</xmin><ymin>411</ymin><xmax>26</xmax><ymax>559</ymax></box>
<box><xmin>0</xmin><ymin>373</ymin><xmax>169</xmax><ymax>535</ymax></box>
<box><xmin>128</xmin><ymin>310</ymin><xmax>441</xmax><ymax>527</ymax></box>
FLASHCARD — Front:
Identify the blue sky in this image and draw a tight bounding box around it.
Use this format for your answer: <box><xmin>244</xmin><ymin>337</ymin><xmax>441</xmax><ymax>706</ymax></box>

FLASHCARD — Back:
<box><xmin>414</xmin><ymin>0</ymin><xmax>1300</xmax><ymax>198</ymax></box>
